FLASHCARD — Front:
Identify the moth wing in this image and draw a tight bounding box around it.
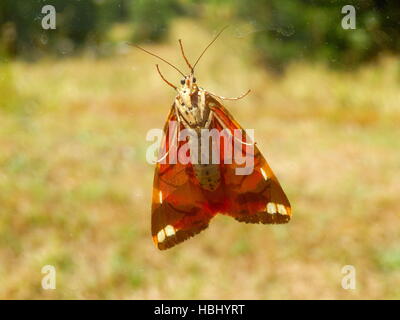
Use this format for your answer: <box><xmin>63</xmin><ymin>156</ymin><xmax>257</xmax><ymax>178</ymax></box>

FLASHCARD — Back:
<box><xmin>207</xmin><ymin>94</ymin><xmax>292</xmax><ymax>224</ymax></box>
<box><xmin>151</xmin><ymin>105</ymin><xmax>216</xmax><ymax>250</ymax></box>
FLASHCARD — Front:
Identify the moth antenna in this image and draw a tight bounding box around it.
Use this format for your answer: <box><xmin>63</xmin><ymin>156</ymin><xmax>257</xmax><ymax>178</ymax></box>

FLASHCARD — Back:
<box><xmin>178</xmin><ymin>39</ymin><xmax>194</xmax><ymax>72</ymax></box>
<box><xmin>193</xmin><ymin>25</ymin><xmax>229</xmax><ymax>70</ymax></box>
<box><xmin>156</xmin><ymin>64</ymin><xmax>177</xmax><ymax>90</ymax></box>
<box><xmin>130</xmin><ymin>43</ymin><xmax>185</xmax><ymax>77</ymax></box>
<box><xmin>209</xmin><ymin>89</ymin><xmax>251</xmax><ymax>100</ymax></box>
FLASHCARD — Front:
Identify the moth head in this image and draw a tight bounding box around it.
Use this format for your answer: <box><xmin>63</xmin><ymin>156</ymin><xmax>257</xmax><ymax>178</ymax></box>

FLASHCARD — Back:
<box><xmin>178</xmin><ymin>74</ymin><xmax>197</xmax><ymax>95</ymax></box>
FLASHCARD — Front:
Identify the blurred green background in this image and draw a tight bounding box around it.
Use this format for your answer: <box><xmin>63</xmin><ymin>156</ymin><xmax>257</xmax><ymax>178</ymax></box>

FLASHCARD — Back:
<box><xmin>0</xmin><ymin>0</ymin><xmax>399</xmax><ymax>299</ymax></box>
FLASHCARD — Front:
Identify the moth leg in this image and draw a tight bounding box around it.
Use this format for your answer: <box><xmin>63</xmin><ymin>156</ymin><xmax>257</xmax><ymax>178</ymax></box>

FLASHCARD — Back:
<box><xmin>203</xmin><ymin>110</ymin><xmax>214</xmax><ymax>129</ymax></box>
<box><xmin>157</xmin><ymin>123</ymin><xmax>180</xmax><ymax>163</ymax></box>
<box><xmin>174</xmin><ymin>102</ymin><xmax>181</xmax><ymax>123</ymax></box>
<box><xmin>173</xmin><ymin>103</ymin><xmax>182</xmax><ymax>145</ymax></box>
<box><xmin>213</xmin><ymin>112</ymin><xmax>254</xmax><ymax>147</ymax></box>
<box><xmin>174</xmin><ymin>100</ymin><xmax>193</xmax><ymax>129</ymax></box>
<box><xmin>208</xmin><ymin>89</ymin><xmax>251</xmax><ymax>101</ymax></box>
<box><xmin>156</xmin><ymin>106</ymin><xmax>181</xmax><ymax>163</ymax></box>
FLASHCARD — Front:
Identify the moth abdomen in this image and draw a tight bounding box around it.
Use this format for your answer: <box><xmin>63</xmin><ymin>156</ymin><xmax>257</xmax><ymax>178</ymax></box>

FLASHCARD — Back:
<box><xmin>193</xmin><ymin>163</ymin><xmax>221</xmax><ymax>191</ymax></box>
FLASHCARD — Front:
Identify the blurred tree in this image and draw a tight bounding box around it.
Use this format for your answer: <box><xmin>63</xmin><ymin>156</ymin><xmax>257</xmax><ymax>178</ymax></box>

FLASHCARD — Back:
<box><xmin>237</xmin><ymin>0</ymin><xmax>400</xmax><ymax>70</ymax></box>
<box><xmin>0</xmin><ymin>0</ymin><xmax>120</xmax><ymax>58</ymax></box>
<box><xmin>0</xmin><ymin>0</ymin><xmax>399</xmax><ymax>68</ymax></box>
<box><xmin>129</xmin><ymin>0</ymin><xmax>183</xmax><ymax>42</ymax></box>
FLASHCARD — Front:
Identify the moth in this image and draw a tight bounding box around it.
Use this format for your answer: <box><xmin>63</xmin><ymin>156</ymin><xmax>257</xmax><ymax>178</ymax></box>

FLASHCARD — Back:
<box><xmin>134</xmin><ymin>28</ymin><xmax>291</xmax><ymax>250</ymax></box>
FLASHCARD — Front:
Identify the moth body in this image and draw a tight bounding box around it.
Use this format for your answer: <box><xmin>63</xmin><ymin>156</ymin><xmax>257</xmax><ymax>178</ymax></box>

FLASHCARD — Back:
<box><xmin>176</xmin><ymin>76</ymin><xmax>221</xmax><ymax>191</ymax></box>
<box><xmin>135</xmin><ymin>30</ymin><xmax>291</xmax><ymax>250</ymax></box>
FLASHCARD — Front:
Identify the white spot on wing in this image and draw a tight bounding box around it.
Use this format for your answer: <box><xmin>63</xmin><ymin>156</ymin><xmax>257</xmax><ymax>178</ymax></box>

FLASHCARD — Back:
<box><xmin>164</xmin><ymin>225</ymin><xmax>175</xmax><ymax>237</ymax></box>
<box><xmin>277</xmin><ymin>204</ymin><xmax>287</xmax><ymax>215</ymax></box>
<box><xmin>266</xmin><ymin>202</ymin><xmax>277</xmax><ymax>214</ymax></box>
<box><xmin>159</xmin><ymin>190</ymin><xmax>163</xmax><ymax>203</ymax></box>
<box><xmin>157</xmin><ymin>229</ymin><xmax>166</xmax><ymax>243</ymax></box>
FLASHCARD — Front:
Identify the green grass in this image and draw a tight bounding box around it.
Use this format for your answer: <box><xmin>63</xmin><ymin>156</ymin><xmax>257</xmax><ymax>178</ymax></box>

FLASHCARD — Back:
<box><xmin>0</xmin><ymin>20</ymin><xmax>399</xmax><ymax>299</ymax></box>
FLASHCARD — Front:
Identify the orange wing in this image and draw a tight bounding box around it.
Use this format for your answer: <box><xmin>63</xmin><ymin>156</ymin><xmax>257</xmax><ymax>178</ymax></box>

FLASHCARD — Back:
<box><xmin>151</xmin><ymin>97</ymin><xmax>291</xmax><ymax>250</ymax></box>
<box><xmin>207</xmin><ymin>93</ymin><xmax>292</xmax><ymax>224</ymax></box>
<box><xmin>151</xmin><ymin>105</ymin><xmax>217</xmax><ymax>250</ymax></box>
